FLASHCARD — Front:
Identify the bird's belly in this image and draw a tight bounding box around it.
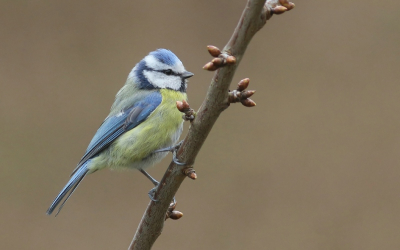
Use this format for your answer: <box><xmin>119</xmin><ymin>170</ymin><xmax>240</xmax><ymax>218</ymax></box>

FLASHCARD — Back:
<box><xmin>129</xmin><ymin>124</ymin><xmax>182</xmax><ymax>170</ymax></box>
<box><xmin>103</xmin><ymin>118</ymin><xmax>183</xmax><ymax>170</ymax></box>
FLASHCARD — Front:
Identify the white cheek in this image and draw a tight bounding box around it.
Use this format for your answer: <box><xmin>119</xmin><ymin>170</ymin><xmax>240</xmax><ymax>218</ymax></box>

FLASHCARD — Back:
<box><xmin>143</xmin><ymin>70</ymin><xmax>181</xmax><ymax>90</ymax></box>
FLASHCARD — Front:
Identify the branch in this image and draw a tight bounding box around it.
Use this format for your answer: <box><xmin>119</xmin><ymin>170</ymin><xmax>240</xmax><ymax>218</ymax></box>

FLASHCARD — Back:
<box><xmin>129</xmin><ymin>0</ymin><xmax>294</xmax><ymax>249</ymax></box>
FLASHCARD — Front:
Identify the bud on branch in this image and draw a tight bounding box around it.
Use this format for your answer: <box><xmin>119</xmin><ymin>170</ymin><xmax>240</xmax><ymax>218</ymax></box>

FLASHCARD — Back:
<box><xmin>203</xmin><ymin>45</ymin><xmax>237</xmax><ymax>71</ymax></box>
<box><xmin>228</xmin><ymin>78</ymin><xmax>256</xmax><ymax>107</ymax></box>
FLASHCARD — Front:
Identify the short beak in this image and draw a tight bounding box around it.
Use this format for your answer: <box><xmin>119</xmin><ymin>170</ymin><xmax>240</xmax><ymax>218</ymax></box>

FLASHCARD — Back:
<box><xmin>182</xmin><ymin>71</ymin><xmax>194</xmax><ymax>79</ymax></box>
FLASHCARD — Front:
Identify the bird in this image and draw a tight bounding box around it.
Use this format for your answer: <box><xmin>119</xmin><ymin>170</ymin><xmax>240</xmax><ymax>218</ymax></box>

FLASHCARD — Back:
<box><xmin>46</xmin><ymin>49</ymin><xmax>194</xmax><ymax>216</ymax></box>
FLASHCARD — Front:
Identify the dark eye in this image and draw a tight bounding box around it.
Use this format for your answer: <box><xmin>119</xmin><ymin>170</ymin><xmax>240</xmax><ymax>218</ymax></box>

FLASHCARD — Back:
<box><xmin>164</xmin><ymin>69</ymin><xmax>173</xmax><ymax>75</ymax></box>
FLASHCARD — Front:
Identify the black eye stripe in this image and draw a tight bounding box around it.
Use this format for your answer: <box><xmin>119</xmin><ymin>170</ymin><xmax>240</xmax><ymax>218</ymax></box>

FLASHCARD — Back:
<box><xmin>157</xmin><ymin>69</ymin><xmax>180</xmax><ymax>76</ymax></box>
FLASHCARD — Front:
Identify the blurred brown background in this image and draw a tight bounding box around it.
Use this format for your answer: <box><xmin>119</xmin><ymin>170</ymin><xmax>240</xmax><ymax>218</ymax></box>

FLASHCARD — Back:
<box><xmin>1</xmin><ymin>0</ymin><xmax>400</xmax><ymax>249</ymax></box>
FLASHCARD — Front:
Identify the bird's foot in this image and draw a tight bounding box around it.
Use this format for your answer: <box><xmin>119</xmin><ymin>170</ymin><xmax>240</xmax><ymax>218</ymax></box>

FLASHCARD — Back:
<box><xmin>148</xmin><ymin>186</ymin><xmax>158</xmax><ymax>202</ymax></box>
<box><xmin>172</xmin><ymin>150</ymin><xmax>187</xmax><ymax>166</ymax></box>
<box><xmin>147</xmin><ymin>185</ymin><xmax>177</xmax><ymax>208</ymax></box>
<box><xmin>153</xmin><ymin>140</ymin><xmax>189</xmax><ymax>166</ymax></box>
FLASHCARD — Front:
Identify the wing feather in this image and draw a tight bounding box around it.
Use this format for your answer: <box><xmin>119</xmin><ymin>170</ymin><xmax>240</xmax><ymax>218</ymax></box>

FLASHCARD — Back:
<box><xmin>71</xmin><ymin>91</ymin><xmax>162</xmax><ymax>175</ymax></box>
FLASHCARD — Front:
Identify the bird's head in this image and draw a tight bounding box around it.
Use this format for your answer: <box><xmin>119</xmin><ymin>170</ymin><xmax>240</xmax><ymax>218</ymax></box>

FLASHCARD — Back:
<box><xmin>129</xmin><ymin>49</ymin><xmax>194</xmax><ymax>92</ymax></box>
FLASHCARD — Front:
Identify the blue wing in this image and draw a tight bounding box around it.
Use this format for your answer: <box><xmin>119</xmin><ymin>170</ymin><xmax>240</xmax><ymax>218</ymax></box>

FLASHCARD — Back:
<box><xmin>71</xmin><ymin>91</ymin><xmax>162</xmax><ymax>175</ymax></box>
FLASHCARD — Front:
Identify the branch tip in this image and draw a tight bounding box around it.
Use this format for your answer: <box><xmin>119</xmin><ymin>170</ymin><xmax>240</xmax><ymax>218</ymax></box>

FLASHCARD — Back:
<box><xmin>207</xmin><ymin>45</ymin><xmax>221</xmax><ymax>57</ymax></box>
<box><xmin>241</xmin><ymin>98</ymin><xmax>257</xmax><ymax>107</ymax></box>
<box><xmin>228</xmin><ymin>78</ymin><xmax>256</xmax><ymax>107</ymax></box>
<box><xmin>176</xmin><ymin>100</ymin><xmax>189</xmax><ymax>111</ymax></box>
<box><xmin>168</xmin><ymin>211</ymin><xmax>183</xmax><ymax>220</ymax></box>
<box><xmin>272</xmin><ymin>6</ymin><xmax>287</xmax><ymax>15</ymax></box>
<box><xmin>168</xmin><ymin>202</ymin><xmax>177</xmax><ymax>212</ymax></box>
<box><xmin>177</xmin><ymin>100</ymin><xmax>196</xmax><ymax>121</ymax></box>
<box><xmin>226</xmin><ymin>56</ymin><xmax>237</xmax><ymax>65</ymax></box>
<box><xmin>280</xmin><ymin>0</ymin><xmax>295</xmax><ymax>10</ymax></box>
<box><xmin>211</xmin><ymin>58</ymin><xmax>224</xmax><ymax>66</ymax></box>
<box><xmin>242</xmin><ymin>90</ymin><xmax>256</xmax><ymax>99</ymax></box>
<box><xmin>165</xmin><ymin>202</ymin><xmax>183</xmax><ymax>221</ymax></box>
<box><xmin>203</xmin><ymin>62</ymin><xmax>218</xmax><ymax>71</ymax></box>
<box><xmin>237</xmin><ymin>78</ymin><xmax>250</xmax><ymax>91</ymax></box>
<box><xmin>205</xmin><ymin>45</ymin><xmax>236</xmax><ymax>70</ymax></box>
<box><xmin>266</xmin><ymin>0</ymin><xmax>295</xmax><ymax>17</ymax></box>
<box><xmin>183</xmin><ymin>168</ymin><xmax>197</xmax><ymax>180</ymax></box>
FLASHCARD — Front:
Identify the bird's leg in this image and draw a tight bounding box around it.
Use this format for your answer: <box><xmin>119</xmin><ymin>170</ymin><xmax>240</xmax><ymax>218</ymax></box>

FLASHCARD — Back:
<box><xmin>140</xmin><ymin>169</ymin><xmax>159</xmax><ymax>186</ymax></box>
<box><xmin>153</xmin><ymin>140</ymin><xmax>183</xmax><ymax>154</ymax></box>
<box><xmin>153</xmin><ymin>140</ymin><xmax>188</xmax><ymax>166</ymax></box>
<box><xmin>140</xmin><ymin>169</ymin><xmax>159</xmax><ymax>201</ymax></box>
<box><xmin>139</xmin><ymin>169</ymin><xmax>176</xmax><ymax>206</ymax></box>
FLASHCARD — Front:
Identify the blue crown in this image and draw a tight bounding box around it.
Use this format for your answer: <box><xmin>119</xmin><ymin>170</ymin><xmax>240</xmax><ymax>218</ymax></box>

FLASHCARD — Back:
<box><xmin>149</xmin><ymin>49</ymin><xmax>180</xmax><ymax>66</ymax></box>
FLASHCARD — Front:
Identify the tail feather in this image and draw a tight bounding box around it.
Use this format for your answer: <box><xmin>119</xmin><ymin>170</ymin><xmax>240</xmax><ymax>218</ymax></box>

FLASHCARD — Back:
<box><xmin>46</xmin><ymin>161</ymin><xmax>90</xmax><ymax>216</ymax></box>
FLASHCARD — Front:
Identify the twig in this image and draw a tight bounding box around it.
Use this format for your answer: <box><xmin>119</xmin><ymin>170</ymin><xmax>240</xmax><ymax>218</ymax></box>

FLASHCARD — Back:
<box><xmin>129</xmin><ymin>0</ymin><xmax>294</xmax><ymax>249</ymax></box>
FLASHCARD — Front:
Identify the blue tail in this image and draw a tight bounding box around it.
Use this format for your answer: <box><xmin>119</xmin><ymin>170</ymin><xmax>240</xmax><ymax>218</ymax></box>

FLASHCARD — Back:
<box><xmin>46</xmin><ymin>160</ymin><xmax>90</xmax><ymax>216</ymax></box>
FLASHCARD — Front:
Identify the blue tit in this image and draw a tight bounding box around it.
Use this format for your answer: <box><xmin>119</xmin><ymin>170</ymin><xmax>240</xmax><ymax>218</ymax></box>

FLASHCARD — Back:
<box><xmin>47</xmin><ymin>49</ymin><xmax>194</xmax><ymax>215</ymax></box>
